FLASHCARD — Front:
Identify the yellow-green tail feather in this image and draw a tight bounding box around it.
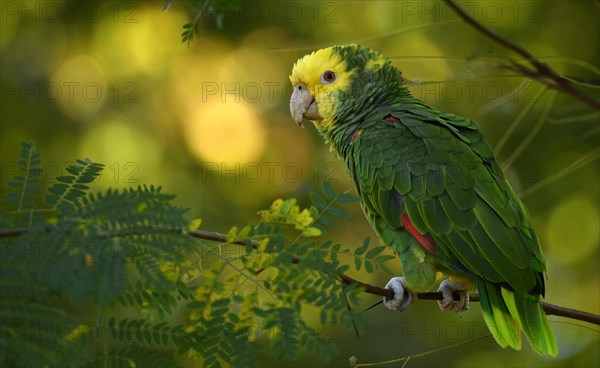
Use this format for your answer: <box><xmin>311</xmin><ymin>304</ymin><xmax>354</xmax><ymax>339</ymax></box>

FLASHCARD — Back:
<box><xmin>477</xmin><ymin>278</ymin><xmax>557</xmax><ymax>357</ymax></box>
<box><xmin>501</xmin><ymin>287</ymin><xmax>558</xmax><ymax>357</ymax></box>
<box><xmin>477</xmin><ymin>278</ymin><xmax>521</xmax><ymax>350</ymax></box>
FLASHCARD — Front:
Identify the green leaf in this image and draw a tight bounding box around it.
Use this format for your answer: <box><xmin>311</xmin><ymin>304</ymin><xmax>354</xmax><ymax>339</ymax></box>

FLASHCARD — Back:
<box><xmin>44</xmin><ymin>158</ymin><xmax>103</xmax><ymax>211</ymax></box>
<box><xmin>320</xmin><ymin>309</ymin><xmax>328</xmax><ymax>325</ymax></box>
<box><xmin>336</xmin><ymin>193</ymin><xmax>360</xmax><ymax>204</ymax></box>
<box><xmin>327</xmin><ymin>204</ymin><xmax>350</xmax><ymax>218</ymax></box>
<box><xmin>302</xmin><ymin>226</ymin><xmax>322</xmax><ymax>237</ymax></box>
<box><xmin>237</xmin><ymin>225</ymin><xmax>251</xmax><ymax>240</ymax></box>
<box><xmin>321</xmin><ymin>181</ymin><xmax>336</xmax><ymax>200</ymax></box>
<box><xmin>366</xmin><ymin>246</ymin><xmax>386</xmax><ymax>259</ymax></box>
<box><xmin>354</xmin><ymin>237</ymin><xmax>370</xmax><ymax>256</ymax></box>
<box><xmin>318</xmin><ymin>214</ymin><xmax>338</xmax><ymax>228</ymax></box>
<box><xmin>161</xmin><ymin>332</ymin><xmax>169</xmax><ymax>346</ymax></box>
<box><xmin>226</xmin><ymin>226</ymin><xmax>238</xmax><ymax>243</ymax></box>
<box><xmin>5</xmin><ymin>141</ymin><xmax>43</xmax><ymax>213</ymax></box>
<box><xmin>376</xmin><ymin>255</ymin><xmax>396</xmax><ymax>264</ymax></box>
<box><xmin>380</xmin><ymin>262</ymin><xmax>394</xmax><ymax>275</ymax></box>
<box><xmin>309</xmin><ymin>192</ymin><xmax>327</xmax><ymax>209</ymax></box>
<box><xmin>189</xmin><ymin>218</ymin><xmax>203</xmax><ymax>231</ymax></box>
<box><xmin>337</xmin><ymin>264</ymin><xmax>350</xmax><ymax>274</ymax></box>
<box><xmin>354</xmin><ymin>256</ymin><xmax>362</xmax><ymax>271</ymax></box>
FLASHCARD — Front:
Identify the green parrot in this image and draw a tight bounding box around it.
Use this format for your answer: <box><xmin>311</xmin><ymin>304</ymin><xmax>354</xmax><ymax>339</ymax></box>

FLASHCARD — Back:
<box><xmin>289</xmin><ymin>44</ymin><xmax>557</xmax><ymax>356</ymax></box>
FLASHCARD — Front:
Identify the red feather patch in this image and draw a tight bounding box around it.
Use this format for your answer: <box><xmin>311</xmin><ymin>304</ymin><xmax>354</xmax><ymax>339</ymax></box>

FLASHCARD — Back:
<box><xmin>401</xmin><ymin>214</ymin><xmax>436</xmax><ymax>252</ymax></box>
<box><xmin>384</xmin><ymin>114</ymin><xmax>399</xmax><ymax>122</ymax></box>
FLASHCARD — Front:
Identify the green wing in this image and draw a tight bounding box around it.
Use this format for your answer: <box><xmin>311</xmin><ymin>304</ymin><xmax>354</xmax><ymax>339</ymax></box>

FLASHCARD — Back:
<box><xmin>351</xmin><ymin>101</ymin><xmax>556</xmax><ymax>356</ymax></box>
<box><xmin>353</xmin><ymin>102</ymin><xmax>544</xmax><ymax>290</ymax></box>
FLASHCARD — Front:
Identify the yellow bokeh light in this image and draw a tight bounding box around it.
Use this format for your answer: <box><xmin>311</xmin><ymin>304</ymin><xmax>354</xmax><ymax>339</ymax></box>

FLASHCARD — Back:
<box><xmin>545</xmin><ymin>196</ymin><xmax>599</xmax><ymax>266</ymax></box>
<box><xmin>167</xmin><ymin>37</ymin><xmax>233</xmax><ymax>124</ymax></box>
<box><xmin>50</xmin><ymin>55</ymin><xmax>106</xmax><ymax>120</ymax></box>
<box><xmin>92</xmin><ymin>3</ymin><xmax>188</xmax><ymax>77</ymax></box>
<box><xmin>78</xmin><ymin>117</ymin><xmax>163</xmax><ymax>188</ymax></box>
<box><xmin>184</xmin><ymin>99</ymin><xmax>266</xmax><ymax>165</ymax></box>
<box><xmin>169</xmin><ymin>37</ymin><xmax>268</xmax><ymax>166</ymax></box>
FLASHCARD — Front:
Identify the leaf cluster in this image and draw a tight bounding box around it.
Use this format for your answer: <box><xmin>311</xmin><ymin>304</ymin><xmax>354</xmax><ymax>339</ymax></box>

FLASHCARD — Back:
<box><xmin>164</xmin><ymin>0</ymin><xmax>242</xmax><ymax>45</ymax></box>
<box><xmin>1</xmin><ymin>142</ymin><xmax>396</xmax><ymax>367</ymax></box>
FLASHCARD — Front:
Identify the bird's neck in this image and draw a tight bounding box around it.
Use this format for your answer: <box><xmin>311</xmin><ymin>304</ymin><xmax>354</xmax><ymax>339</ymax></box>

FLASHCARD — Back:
<box><xmin>312</xmin><ymin>113</ymin><xmax>361</xmax><ymax>160</ymax></box>
<box><xmin>322</xmin><ymin>86</ymin><xmax>414</xmax><ymax>160</ymax></box>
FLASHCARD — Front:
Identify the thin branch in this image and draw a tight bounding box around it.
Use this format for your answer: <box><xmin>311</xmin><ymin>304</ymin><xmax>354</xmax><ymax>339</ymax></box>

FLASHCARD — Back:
<box><xmin>442</xmin><ymin>0</ymin><xmax>600</xmax><ymax>111</ymax></box>
<box><xmin>187</xmin><ymin>228</ymin><xmax>253</xmax><ymax>247</ymax></box>
<box><xmin>189</xmin><ymin>231</ymin><xmax>600</xmax><ymax>325</ymax></box>
<box><xmin>1</xmin><ymin>226</ymin><xmax>599</xmax><ymax>325</ymax></box>
<box><xmin>0</xmin><ymin>227</ymin><xmax>30</xmax><ymax>237</ymax></box>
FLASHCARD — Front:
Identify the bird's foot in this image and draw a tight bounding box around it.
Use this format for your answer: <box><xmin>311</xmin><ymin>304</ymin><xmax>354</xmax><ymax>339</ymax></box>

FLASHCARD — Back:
<box><xmin>383</xmin><ymin>277</ymin><xmax>415</xmax><ymax>312</ymax></box>
<box><xmin>437</xmin><ymin>279</ymin><xmax>469</xmax><ymax>312</ymax></box>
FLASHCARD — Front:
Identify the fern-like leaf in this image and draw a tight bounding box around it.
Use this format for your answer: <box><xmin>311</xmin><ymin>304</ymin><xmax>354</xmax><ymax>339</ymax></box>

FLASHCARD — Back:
<box><xmin>45</xmin><ymin>158</ymin><xmax>104</xmax><ymax>213</ymax></box>
<box><xmin>5</xmin><ymin>141</ymin><xmax>42</xmax><ymax>211</ymax></box>
<box><xmin>4</xmin><ymin>141</ymin><xmax>44</xmax><ymax>227</ymax></box>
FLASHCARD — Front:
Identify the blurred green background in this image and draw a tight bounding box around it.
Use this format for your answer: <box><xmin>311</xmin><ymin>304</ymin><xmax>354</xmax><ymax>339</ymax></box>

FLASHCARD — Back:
<box><xmin>1</xmin><ymin>0</ymin><xmax>598</xmax><ymax>366</ymax></box>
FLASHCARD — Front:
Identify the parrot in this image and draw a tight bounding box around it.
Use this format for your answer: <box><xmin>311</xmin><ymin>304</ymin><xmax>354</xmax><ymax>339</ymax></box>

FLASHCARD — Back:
<box><xmin>289</xmin><ymin>44</ymin><xmax>557</xmax><ymax>356</ymax></box>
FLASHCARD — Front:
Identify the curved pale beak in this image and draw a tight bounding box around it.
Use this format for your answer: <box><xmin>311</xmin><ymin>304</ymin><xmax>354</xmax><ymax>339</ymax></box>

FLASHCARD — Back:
<box><xmin>290</xmin><ymin>84</ymin><xmax>321</xmax><ymax>127</ymax></box>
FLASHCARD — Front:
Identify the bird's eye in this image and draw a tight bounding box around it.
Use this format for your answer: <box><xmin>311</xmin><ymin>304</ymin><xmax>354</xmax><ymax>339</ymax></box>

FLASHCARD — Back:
<box><xmin>321</xmin><ymin>70</ymin><xmax>336</xmax><ymax>84</ymax></box>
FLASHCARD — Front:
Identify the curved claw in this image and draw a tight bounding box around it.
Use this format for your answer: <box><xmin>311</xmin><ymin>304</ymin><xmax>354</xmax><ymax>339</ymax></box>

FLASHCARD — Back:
<box><xmin>383</xmin><ymin>277</ymin><xmax>415</xmax><ymax>312</ymax></box>
<box><xmin>438</xmin><ymin>279</ymin><xmax>469</xmax><ymax>312</ymax></box>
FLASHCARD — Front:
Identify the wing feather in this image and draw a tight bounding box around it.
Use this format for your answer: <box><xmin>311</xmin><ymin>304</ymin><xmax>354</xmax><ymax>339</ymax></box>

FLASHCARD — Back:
<box><xmin>353</xmin><ymin>110</ymin><xmax>544</xmax><ymax>294</ymax></box>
